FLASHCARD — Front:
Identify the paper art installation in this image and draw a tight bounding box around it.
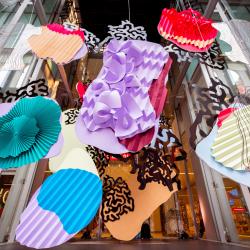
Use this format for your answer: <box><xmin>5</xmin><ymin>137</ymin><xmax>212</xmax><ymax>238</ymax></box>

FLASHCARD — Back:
<box><xmin>86</xmin><ymin>145</ymin><xmax>110</xmax><ymax>178</ymax></box>
<box><xmin>1</xmin><ymin>24</ymin><xmax>41</xmax><ymax>71</ymax></box>
<box><xmin>76</xmin><ymin>39</ymin><xmax>171</xmax><ymax>153</ymax></box>
<box><xmin>83</xmin><ymin>28</ymin><xmax>100</xmax><ymax>50</ymax></box>
<box><xmin>211</xmin><ymin>105</ymin><xmax>250</xmax><ymax>171</ymax></box>
<box><xmin>16</xmin><ymin>149</ymin><xmax>102</xmax><ymax>248</ymax></box>
<box><xmin>131</xmin><ymin>148</ymin><xmax>181</xmax><ymax>190</ymax></box>
<box><xmin>164</xmin><ymin>41</ymin><xmax>226</xmax><ymax>70</ymax></box>
<box><xmin>158</xmin><ymin>8</ymin><xmax>218</xmax><ymax>52</ymax></box>
<box><xmin>28</xmin><ymin>23</ymin><xmax>86</xmax><ymax>64</ymax></box>
<box><xmin>49</xmin><ymin>109</ymin><xmax>83</xmax><ymax>173</ymax></box>
<box><xmin>213</xmin><ymin>22</ymin><xmax>249</xmax><ymax>64</ymax></box>
<box><xmin>76</xmin><ymin>81</ymin><xmax>88</xmax><ymax>104</ymax></box>
<box><xmin>0</xmin><ymin>97</ymin><xmax>61</xmax><ymax>169</ymax></box>
<box><xmin>0</xmin><ymin>79</ymin><xmax>49</xmax><ymax>103</ymax></box>
<box><xmin>97</xmin><ymin>20</ymin><xmax>147</xmax><ymax>50</ymax></box>
<box><xmin>196</xmin><ymin>124</ymin><xmax>250</xmax><ymax>187</ymax></box>
<box><xmin>101</xmin><ymin>160</ymin><xmax>179</xmax><ymax>240</ymax></box>
<box><xmin>189</xmin><ymin>77</ymin><xmax>234</xmax><ymax>149</ymax></box>
<box><xmin>217</xmin><ymin>107</ymin><xmax>238</xmax><ymax>127</ymax></box>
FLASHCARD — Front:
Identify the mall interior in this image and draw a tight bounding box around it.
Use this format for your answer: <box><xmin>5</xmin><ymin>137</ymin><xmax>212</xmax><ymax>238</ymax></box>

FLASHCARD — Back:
<box><xmin>0</xmin><ymin>0</ymin><xmax>250</xmax><ymax>249</ymax></box>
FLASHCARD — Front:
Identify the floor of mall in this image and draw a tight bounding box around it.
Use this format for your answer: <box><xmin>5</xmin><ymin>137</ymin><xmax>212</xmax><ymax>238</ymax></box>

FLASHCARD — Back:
<box><xmin>1</xmin><ymin>0</ymin><xmax>250</xmax><ymax>249</ymax></box>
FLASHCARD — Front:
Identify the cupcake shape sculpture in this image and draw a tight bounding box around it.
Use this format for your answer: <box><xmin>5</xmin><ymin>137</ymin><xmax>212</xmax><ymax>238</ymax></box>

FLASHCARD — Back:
<box><xmin>76</xmin><ymin>39</ymin><xmax>172</xmax><ymax>153</ymax></box>
<box><xmin>158</xmin><ymin>8</ymin><xmax>218</xmax><ymax>52</ymax></box>
<box><xmin>28</xmin><ymin>23</ymin><xmax>87</xmax><ymax>64</ymax></box>
<box><xmin>16</xmin><ymin>149</ymin><xmax>102</xmax><ymax>249</ymax></box>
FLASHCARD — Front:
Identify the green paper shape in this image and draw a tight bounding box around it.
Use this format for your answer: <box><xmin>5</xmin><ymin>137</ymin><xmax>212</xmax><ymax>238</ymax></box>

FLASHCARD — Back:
<box><xmin>0</xmin><ymin>96</ymin><xmax>61</xmax><ymax>169</ymax></box>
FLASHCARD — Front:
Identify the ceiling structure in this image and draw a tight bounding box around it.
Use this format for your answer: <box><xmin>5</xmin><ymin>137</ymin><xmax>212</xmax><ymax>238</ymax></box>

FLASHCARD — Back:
<box><xmin>78</xmin><ymin>0</ymin><xmax>171</xmax><ymax>42</ymax></box>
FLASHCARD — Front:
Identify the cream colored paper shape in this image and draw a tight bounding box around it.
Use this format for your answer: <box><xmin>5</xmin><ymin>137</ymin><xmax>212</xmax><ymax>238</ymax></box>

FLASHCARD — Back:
<box><xmin>56</xmin><ymin>148</ymin><xmax>98</xmax><ymax>176</ymax></box>
<box><xmin>103</xmin><ymin>165</ymin><xmax>177</xmax><ymax>241</ymax></box>
<box><xmin>28</xmin><ymin>26</ymin><xmax>83</xmax><ymax>64</ymax></box>
<box><xmin>49</xmin><ymin>109</ymin><xmax>86</xmax><ymax>173</ymax></box>
<box><xmin>212</xmin><ymin>22</ymin><xmax>249</xmax><ymax>65</ymax></box>
<box><xmin>211</xmin><ymin>105</ymin><xmax>250</xmax><ymax>170</ymax></box>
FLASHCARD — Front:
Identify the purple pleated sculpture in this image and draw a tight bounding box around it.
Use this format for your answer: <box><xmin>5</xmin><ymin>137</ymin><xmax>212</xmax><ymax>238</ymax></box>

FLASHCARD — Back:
<box><xmin>76</xmin><ymin>39</ymin><xmax>169</xmax><ymax>153</ymax></box>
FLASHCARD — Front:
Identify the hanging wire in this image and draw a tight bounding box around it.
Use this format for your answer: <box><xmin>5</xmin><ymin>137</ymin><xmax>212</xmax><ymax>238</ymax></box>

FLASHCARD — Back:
<box><xmin>127</xmin><ymin>0</ymin><xmax>131</xmax><ymax>21</ymax></box>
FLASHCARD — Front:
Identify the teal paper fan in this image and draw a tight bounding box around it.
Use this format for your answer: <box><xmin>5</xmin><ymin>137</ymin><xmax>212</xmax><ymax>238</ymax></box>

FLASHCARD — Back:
<box><xmin>0</xmin><ymin>96</ymin><xmax>61</xmax><ymax>169</ymax></box>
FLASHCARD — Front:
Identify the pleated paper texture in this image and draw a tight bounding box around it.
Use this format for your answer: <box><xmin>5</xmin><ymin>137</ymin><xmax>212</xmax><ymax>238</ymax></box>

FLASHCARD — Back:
<box><xmin>16</xmin><ymin>150</ymin><xmax>102</xmax><ymax>248</ymax></box>
<box><xmin>119</xmin><ymin>58</ymin><xmax>172</xmax><ymax>151</ymax></box>
<box><xmin>76</xmin><ymin>39</ymin><xmax>169</xmax><ymax>153</ymax></box>
<box><xmin>0</xmin><ymin>97</ymin><xmax>61</xmax><ymax>169</ymax></box>
<box><xmin>211</xmin><ymin>105</ymin><xmax>250</xmax><ymax>171</ymax></box>
<box><xmin>28</xmin><ymin>26</ymin><xmax>83</xmax><ymax>64</ymax></box>
<box><xmin>196</xmin><ymin>125</ymin><xmax>250</xmax><ymax>187</ymax></box>
<box><xmin>158</xmin><ymin>8</ymin><xmax>217</xmax><ymax>52</ymax></box>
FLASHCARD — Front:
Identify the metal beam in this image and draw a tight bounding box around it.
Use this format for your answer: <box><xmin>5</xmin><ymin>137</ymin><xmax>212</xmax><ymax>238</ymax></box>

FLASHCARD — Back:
<box><xmin>32</xmin><ymin>0</ymin><xmax>73</xmax><ymax>104</ymax></box>
<box><xmin>0</xmin><ymin>0</ymin><xmax>31</xmax><ymax>54</ymax></box>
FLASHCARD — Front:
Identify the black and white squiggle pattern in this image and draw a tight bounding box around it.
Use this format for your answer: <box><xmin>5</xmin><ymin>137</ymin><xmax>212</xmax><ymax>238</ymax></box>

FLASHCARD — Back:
<box><xmin>165</xmin><ymin>42</ymin><xmax>225</xmax><ymax>70</ymax></box>
<box><xmin>0</xmin><ymin>79</ymin><xmax>49</xmax><ymax>103</ymax></box>
<box><xmin>64</xmin><ymin>109</ymin><xmax>79</xmax><ymax>125</ymax></box>
<box><xmin>83</xmin><ymin>28</ymin><xmax>100</xmax><ymax>51</ymax></box>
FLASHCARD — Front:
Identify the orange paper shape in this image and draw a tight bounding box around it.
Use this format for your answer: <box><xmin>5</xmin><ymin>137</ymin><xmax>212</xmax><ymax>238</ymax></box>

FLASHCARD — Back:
<box><xmin>101</xmin><ymin>165</ymin><xmax>178</xmax><ymax>240</ymax></box>
<box><xmin>28</xmin><ymin>26</ymin><xmax>83</xmax><ymax>64</ymax></box>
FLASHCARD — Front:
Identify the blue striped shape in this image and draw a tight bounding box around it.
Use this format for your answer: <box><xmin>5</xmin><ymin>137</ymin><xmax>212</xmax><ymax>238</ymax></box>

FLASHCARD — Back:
<box><xmin>37</xmin><ymin>168</ymin><xmax>102</xmax><ymax>234</ymax></box>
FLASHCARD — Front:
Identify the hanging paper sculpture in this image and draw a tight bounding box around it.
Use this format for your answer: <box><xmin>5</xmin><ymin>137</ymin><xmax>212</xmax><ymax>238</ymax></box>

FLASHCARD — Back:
<box><xmin>76</xmin><ymin>81</ymin><xmax>88</xmax><ymax>106</ymax></box>
<box><xmin>0</xmin><ymin>79</ymin><xmax>49</xmax><ymax>103</ymax></box>
<box><xmin>0</xmin><ymin>96</ymin><xmax>61</xmax><ymax>169</ymax></box>
<box><xmin>150</xmin><ymin>127</ymin><xmax>182</xmax><ymax>149</ymax></box>
<box><xmin>130</xmin><ymin>148</ymin><xmax>181</xmax><ymax>190</ymax></box>
<box><xmin>101</xmin><ymin>158</ymin><xmax>180</xmax><ymax>241</ymax></box>
<box><xmin>213</xmin><ymin>22</ymin><xmax>249</xmax><ymax>65</ymax></box>
<box><xmin>76</xmin><ymin>39</ymin><xmax>171</xmax><ymax>153</ymax></box>
<box><xmin>28</xmin><ymin>23</ymin><xmax>87</xmax><ymax>64</ymax></box>
<box><xmin>49</xmin><ymin>109</ymin><xmax>83</xmax><ymax>173</ymax></box>
<box><xmin>97</xmin><ymin>20</ymin><xmax>147</xmax><ymax>50</ymax></box>
<box><xmin>83</xmin><ymin>28</ymin><xmax>100</xmax><ymax>50</ymax></box>
<box><xmin>217</xmin><ymin>107</ymin><xmax>238</xmax><ymax>128</ymax></box>
<box><xmin>1</xmin><ymin>24</ymin><xmax>41</xmax><ymax>71</ymax></box>
<box><xmin>189</xmin><ymin>77</ymin><xmax>234</xmax><ymax>149</ymax></box>
<box><xmin>211</xmin><ymin>105</ymin><xmax>250</xmax><ymax>171</ymax></box>
<box><xmin>164</xmin><ymin>41</ymin><xmax>226</xmax><ymax>70</ymax></box>
<box><xmin>158</xmin><ymin>8</ymin><xmax>218</xmax><ymax>52</ymax></box>
<box><xmin>86</xmin><ymin>145</ymin><xmax>110</xmax><ymax>178</ymax></box>
<box><xmin>196</xmin><ymin>121</ymin><xmax>250</xmax><ymax>187</ymax></box>
<box><xmin>16</xmin><ymin>148</ymin><xmax>102</xmax><ymax>249</ymax></box>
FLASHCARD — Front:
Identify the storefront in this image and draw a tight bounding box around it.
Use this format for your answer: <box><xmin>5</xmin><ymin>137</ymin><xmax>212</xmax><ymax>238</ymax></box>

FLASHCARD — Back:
<box><xmin>1</xmin><ymin>0</ymin><xmax>250</xmax><ymax>247</ymax></box>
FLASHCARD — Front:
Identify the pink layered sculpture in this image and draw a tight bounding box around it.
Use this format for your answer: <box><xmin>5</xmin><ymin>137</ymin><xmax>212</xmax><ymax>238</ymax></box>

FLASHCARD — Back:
<box><xmin>158</xmin><ymin>8</ymin><xmax>218</xmax><ymax>52</ymax></box>
<box><xmin>119</xmin><ymin>58</ymin><xmax>172</xmax><ymax>151</ymax></box>
<box><xmin>76</xmin><ymin>39</ymin><xmax>170</xmax><ymax>153</ymax></box>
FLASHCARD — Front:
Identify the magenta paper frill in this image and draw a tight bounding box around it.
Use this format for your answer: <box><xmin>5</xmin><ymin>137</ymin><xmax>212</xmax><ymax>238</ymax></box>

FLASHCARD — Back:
<box><xmin>76</xmin><ymin>39</ymin><xmax>169</xmax><ymax>153</ymax></box>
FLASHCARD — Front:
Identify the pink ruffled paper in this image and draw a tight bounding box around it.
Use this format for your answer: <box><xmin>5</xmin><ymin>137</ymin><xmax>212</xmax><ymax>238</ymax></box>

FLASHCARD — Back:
<box><xmin>76</xmin><ymin>39</ymin><xmax>169</xmax><ymax>153</ymax></box>
<box><xmin>47</xmin><ymin>23</ymin><xmax>84</xmax><ymax>41</ymax></box>
<box><xmin>119</xmin><ymin>58</ymin><xmax>172</xmax><ymax>151</ymax></box>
